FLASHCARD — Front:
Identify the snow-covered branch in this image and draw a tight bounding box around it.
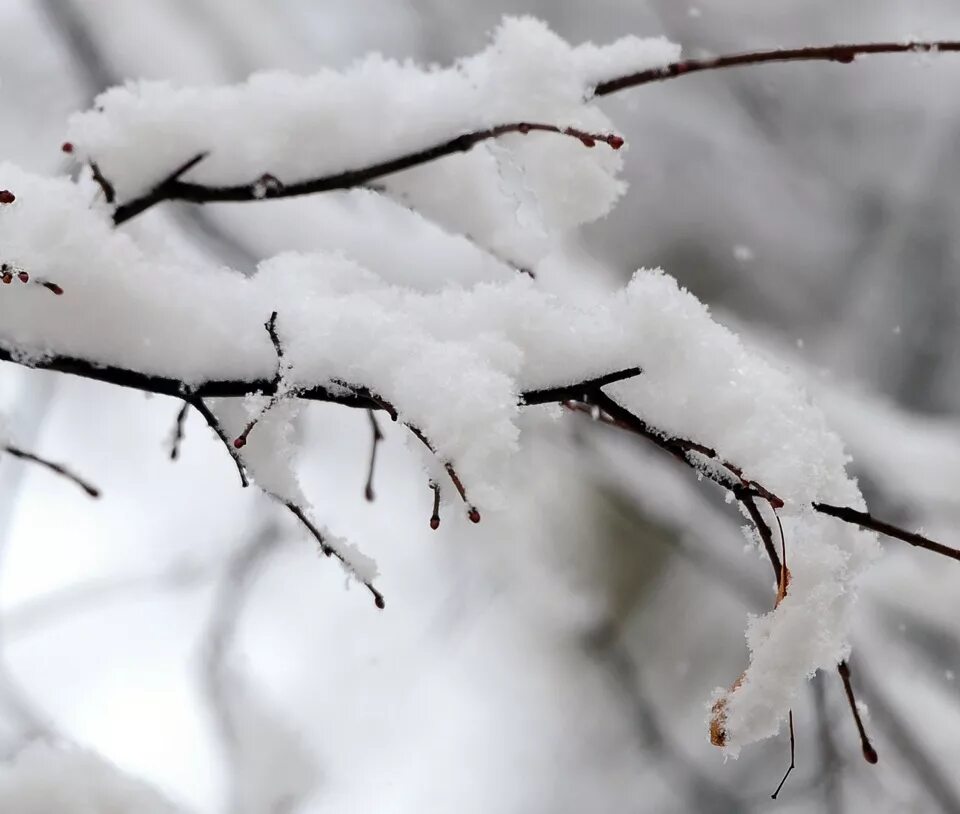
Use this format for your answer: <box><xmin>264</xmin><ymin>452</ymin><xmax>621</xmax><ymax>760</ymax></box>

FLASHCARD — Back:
<box><xmin>1</xmin><ymin>15</ymin><xmax>959</xmax><ymax>765</ymax></box>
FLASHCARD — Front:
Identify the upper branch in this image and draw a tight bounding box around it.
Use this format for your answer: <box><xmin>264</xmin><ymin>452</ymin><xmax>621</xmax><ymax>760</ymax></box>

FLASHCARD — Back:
<box><xmin>105</xmin><ymin>39</ymin><xmax>960</xmax><ymax>224</ymax></box>
<box><xmin>593</xmin><ymin>40</ymin><xmax>960</xmax><ymax>96</ymax></box>
<box><xmin>111</xmin><ymin>124</ymin><xmax>624</xmax><ymax>225</ymax></box>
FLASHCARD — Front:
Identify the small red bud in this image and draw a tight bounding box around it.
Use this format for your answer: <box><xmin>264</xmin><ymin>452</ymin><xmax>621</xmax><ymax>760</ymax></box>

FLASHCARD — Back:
<box><xmin>0</xmin><ymin>190</ymin><xmax>15</xmax><ymax>204</ymax></box>
<box><xmin>43</xmin><ymin>282</ymin><xmax>64</xmax><ymax>296</ymax></box>
<box><xmin>468</xmin><ymin>507</ymin><xmax>481</xmax><ymax>524</ymax></box>
<box><xmin>374</xmin><ymin>595</ymin><xmax>385</xmax><ymax>609</ymax></box>
<box><xmin>17</xmin><ymin>271</ymin><xmax>29</xmax><ymax>283</ymax></box>
<box><xmin>233</xmin><ymin>437</ymin><xmax>246</xmax><ymax>449</ymax></box>
<box><xmin>1</xmin><ymin>272</ymin><xmax>11</xmax><ymax>285</ymax></box>
<box><xmin>61</xmin><ymin>142</ymin><xmax>75</xmax><ymax>154</ymax></box>
<box><xmin>608</xmin><ymin>135</ymin><xmax>624</xmax><ymax>150</ymax></box>
<box><xmin>429</xmin><ymin>516</ymin><xmax>440</xmax><ymax>530</ymax></box>
<box><xmin>579</xmin><ymin>136</ymin><xmax>596</xmax><ymax>148</ymax></box>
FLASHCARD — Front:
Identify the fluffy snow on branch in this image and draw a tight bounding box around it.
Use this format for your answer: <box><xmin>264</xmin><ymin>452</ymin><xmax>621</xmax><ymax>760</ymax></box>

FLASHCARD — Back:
<box><xmin>67</xmin><ymin>17</ymin><xmax>678</xmax><ymax>262</ymax></box>
<box><xmin>0</xmin><ymin>743</ymin><xmax>184</xmax><ymax>813</ymax></box>
<box><xmin>0</xmin><ymin>161</ymin><xmax>879</xmax><ymax>750</ymax></box>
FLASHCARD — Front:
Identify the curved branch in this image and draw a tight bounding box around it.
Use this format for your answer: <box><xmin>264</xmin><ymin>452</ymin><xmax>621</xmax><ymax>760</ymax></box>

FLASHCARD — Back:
<box><xmin>2</xmin><ymin>444</ymin><xmax>100</xmax><ymax>498</ymax></box>
<box><xmin>4</xmin><ymin>342</ymin><xmax>958</xmax><ymax>567</ymax></box>
<box><xmin>106</xmin><ymin>40</ymin><xmax>960</xmax><ymax>223</ymax></box>
<box><xmin>112</xmin><ymin>123</ymin><xmax>624</xmax><ymax>224</ymax></box>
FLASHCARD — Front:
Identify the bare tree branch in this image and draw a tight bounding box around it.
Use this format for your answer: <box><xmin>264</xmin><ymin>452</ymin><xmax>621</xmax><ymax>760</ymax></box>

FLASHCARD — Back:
<box><xmin>101</xmin><ymin>40</ymin><xmax>960</xmax><ymax>224</ymax></box>
<box><xmin>111</xmin><ymin>125</ymin><xmax>624</xmax><ymax>224</ymax></box>
<box><xmin>593</xmin><ymin>41</ymin><xmax>960</xmax><ymax>96</ymax></box>
<box><xmin>2</xmin><ymin>445</ymin><xmax>100</xmax><ymax>498</ymax></box>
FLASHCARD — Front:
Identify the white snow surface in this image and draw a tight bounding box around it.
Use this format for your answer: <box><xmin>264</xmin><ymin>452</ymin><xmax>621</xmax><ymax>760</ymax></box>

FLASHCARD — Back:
<box><xmin>66</xmin><ymin>17</ymin><xmax>677</xmax><ymax>258</ymax></box>
<box><xmin>0</xmin><ymin>15</ymin><xmax>881</xmax><ymax>752</ymax></box>
<box><xmin>0</xmin><ymin>742</ymin><xmax>185</xmax><ymax>813</ymax></box>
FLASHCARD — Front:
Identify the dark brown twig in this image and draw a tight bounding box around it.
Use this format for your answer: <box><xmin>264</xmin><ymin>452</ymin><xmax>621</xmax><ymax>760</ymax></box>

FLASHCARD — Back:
<box><xmin>429</xmin><ymin>480</ymin><xmax>441</xmax><ymax>530</ymax></box>
<box><xmin>188</xmin><ymin>397</ymin><xmax>249</xmax><ymax>487</ymax></box>
<box><xmin>169</xmin><ymin>401</ymin><xmax>190</xmax><ymax>460</ymax></box>
<box><xmin>105</xmin><ymin>41</ymin><xmax>960</xmax><ymax>224</ymax></box>
<box><xmin>837</xmin><ymin>660</ymin><xmax>878</xmax><ymax>765</ymax></box>
<box><xmin>365</xmin><ymin>410</ymin><xmax>383</xmax><ymax>502</ymax></box>
<box><xmin>233</xmin><ymin>311</ymin><xmax>287</xmax><ymax>450</ymax></box>
<box><xmin>738</xmin><ymin>491</ymin><xmax>783</xmax><ymax>582</ymax></box>
<box><xmin>89</xmin><ymin>161</ymin><xmax>115</xmax><ymax>203</ymax></box>
<box><xmin>593</xmin><ymin>41</ymin><xmax>960</xmax><ymax>96</ymax></box>
<box><xmin>283</xmin><ymin>501</ymin><xmax>384</xmax><ymax>609</ymax></box>
<box><xmin>771</xmin><ymin>710</ymin><xmax>796</xmax><ymax>799</ymax></box>
<box><xmin>2</xmin><ymin>444</ymin><xmax>100</xmax><ymax>498</ymax></box>
<box><xmin>814</xmin><ymin>503</ymin><xmax>960</xmax><ymax>562</ymax></box>
<box><xmin>112</xmin><ymin>126</ymin><xmax>621</xmax><ymax>224</ymax></box>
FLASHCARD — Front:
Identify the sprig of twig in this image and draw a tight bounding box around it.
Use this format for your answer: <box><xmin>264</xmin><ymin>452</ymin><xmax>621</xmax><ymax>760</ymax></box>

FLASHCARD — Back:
<box><xmin>2</xmin><ymin>444</ymin><xmax>100</xmax><ymax>498</ymax></box>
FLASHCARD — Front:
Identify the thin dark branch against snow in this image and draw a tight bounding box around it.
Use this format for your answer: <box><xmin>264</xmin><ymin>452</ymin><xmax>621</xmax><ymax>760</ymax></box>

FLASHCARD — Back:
<box><xmin>76</xmin><ymin>37</ymin><xmax>960</xmax><ymax>225</ymax></box>
<box><xmin>1</xmin><ymin>445</ymin><xmax>100</xmax><ymax>499</ymax></box>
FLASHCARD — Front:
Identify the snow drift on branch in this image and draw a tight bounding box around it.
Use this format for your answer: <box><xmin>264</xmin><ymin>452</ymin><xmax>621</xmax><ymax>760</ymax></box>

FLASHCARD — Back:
<box><xmin>0</xmin><ymin>158</ymin><xmax>878</xmax><ymax>749</ymax></box>
<box><xmin>66</xmin><ymin>18</ymin><xmax>678</xmax><ymax>267</ymax></box>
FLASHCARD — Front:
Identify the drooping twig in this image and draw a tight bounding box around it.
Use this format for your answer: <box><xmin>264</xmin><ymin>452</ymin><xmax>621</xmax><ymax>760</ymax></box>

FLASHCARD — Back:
<box><xmin>112</xmin><ymin>125</ymin><xmax>622</xmax><ymax>224</ymax></box>
<box><xmin>2</xmin><ymin>445</ymin><xmax>100</xmax><ymax>498</ymax></box>
<box><xmin>405</xmin><ymin>423</ymin><xmax>480</xmax><ymax>523</ymax></box>
<box><xmin>188</xmin><ymin>397</ymin><xmax>249</xmax><ymax>487</ymax></box>
<box><xmin>365</xmin><ymin>410</ymin><xmax>383</xmax><ymax>502</ymax></box>
<box><xmin>771</xmin><ymin>710</ymin><xmax>796</xmax><ymax>799</ymax></box>
<box><xmin>177</xmin><ymin>391</ymin><xmax>384</xmax><ymax>608</ymax></box>
<box><xmin>837</xmin><ymin>660</ymin><xmax>878</xmax><ymax>765</ymax></box>
<box><xmin>429</xmin><ymin>480</ymin><xmax>441</xmax><ymax>530</ymax></box>
<box><xmin>582</xmin><ymin>388</ymin><xmax>784</xmax><ymax>509</ymax></box>
<box><xmin>738</xmin><ymin>492</ymin><xmax>783</xmax><ymax>583</ymax></box>
<box><xmin>283</xmin><ymin>501</ymin><xmax>384</xmax><ymax>609</ymax></box>
<box><xmin>169</xmin><ymin>401</ymin><xmax>190</xmax><ymax>460</ymax></box>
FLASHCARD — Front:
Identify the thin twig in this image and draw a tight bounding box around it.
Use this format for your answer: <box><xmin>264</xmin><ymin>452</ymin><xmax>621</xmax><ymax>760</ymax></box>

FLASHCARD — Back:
<box><xmin>283</xmin><ymin>501</ymin><xmax>384</xmax><ymax>609</ymax></box>
<box><xmin>365</xmin><ymin>410</ymin><xmax>383</xmax><ymax>502</ymax></box>
<box><xmin>814</xmin><ymin>503</ymin><xmax>960</xmax><ymax>562</ymax></box>
<box><xmin>169</xmin><ymin>401</ymin><xmax>190</xmax><ymax>460</ymax></box>
<box><xmin>837</xmin><ymin>660</ymin><xmax>879</xmax><ymax>765</ymax></box>
<box><xmin>2</xmin><ymin>445</ymin><xmax>100</xmax><ymax>498</ymax></box>
<box><xmin>233</xmin><ymin>311</ymin><xmax>286</xmax><ymax>450</ymax></box>
<box><xmin>771</xmin><ymin>710</ymin><xmax>796</xmax><ymax>799</ymax></box>
<box><xmin>188</xmin><ymin>397</ymin><xmax>249</xmax><ymax>487</ymax></box>
<box><xmin>429</xmin><ymin>480</ymin><xmax>441</xmax><ymax>530</ymax></box>
<box><xmin>593</xmin><ymin>41</ymin><xmax>960</xmax><ymax>96</ymax></box>
<box><xmin>88</xmin><ymin>161</ymin><xmax>115</xmax><ymax>203</ymax></box>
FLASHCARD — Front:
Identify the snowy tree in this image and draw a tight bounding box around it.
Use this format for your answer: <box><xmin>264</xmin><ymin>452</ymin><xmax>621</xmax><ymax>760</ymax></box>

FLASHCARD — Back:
<box><xmin>1</xmin><ymin>4</ymin><xmax>959</xmax><ymax>812</ymax></box>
